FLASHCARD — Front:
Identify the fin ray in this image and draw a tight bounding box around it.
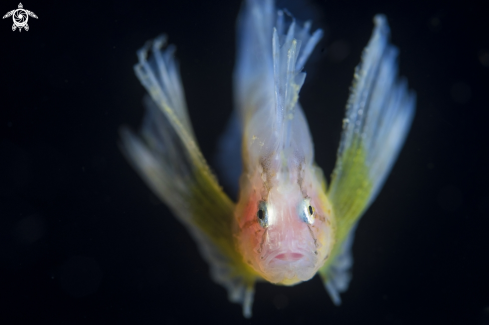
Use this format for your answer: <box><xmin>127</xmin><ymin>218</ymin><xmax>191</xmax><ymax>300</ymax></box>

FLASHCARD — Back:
<box><xmin>320</xmin><ymin>14</ymin><xmax>415</xmax><ymax>301</ymax></box>
<box><xmin>235</xmin><ymin>0</ymin><xmax>322</xmax><ymax>173</ymax></box>
<box><xmin>121</xmin><ymin>36</ymin><xmax>258</xmax><ymax>317</ymax></box>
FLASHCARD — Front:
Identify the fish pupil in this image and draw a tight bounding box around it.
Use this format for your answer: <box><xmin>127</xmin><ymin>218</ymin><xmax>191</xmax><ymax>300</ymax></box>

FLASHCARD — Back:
<box><xmin>257</xmin><ymin>209</ymin><xmax>264</xmax><ymax>220</ymax></box>
<box><xmin>308</xmin><ymin>205</ymin><xmax>313</xmax><ymax>215</ymax></box>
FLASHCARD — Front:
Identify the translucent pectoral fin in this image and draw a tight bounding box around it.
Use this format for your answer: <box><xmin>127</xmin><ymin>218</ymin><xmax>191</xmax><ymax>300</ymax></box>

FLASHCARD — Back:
<box><xmin>322</xmin><ymin>15</ymin><xmax>415</xmax><ymax>301</ymax></box>
<box><xmin>120</xmin><ymin>36</ymin><xmax>257</xmax><ymax>317</ymax></box>
<box><xmin>318</xmin><ymin>222</ymin><xmax>357</xmax><ymax>305</ymax></box>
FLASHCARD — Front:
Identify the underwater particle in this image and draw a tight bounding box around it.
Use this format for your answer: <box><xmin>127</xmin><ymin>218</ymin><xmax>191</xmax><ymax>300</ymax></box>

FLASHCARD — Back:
<box><xmin>272</xmin><ymin>294</ymin><xmax>288</xmax><ymax>309</ymax></box>
<box><xmin>437</xmin><ymin>185</ymin><xmax>463</xmax><ymax>212</ymax></box>
<box><xmin>450</xmin><ymin>82</ymin><xmax>471</xmax><ymax>104</ymax></box>
<box><xmin>57</xmin><ymin>255</ymin><xmax>103</xmax><ymax>298</ymax></box>
<box><xmin>478</xmin><ymin>50</ymin><xmax>489</xmax><ymax>67</ymax></box>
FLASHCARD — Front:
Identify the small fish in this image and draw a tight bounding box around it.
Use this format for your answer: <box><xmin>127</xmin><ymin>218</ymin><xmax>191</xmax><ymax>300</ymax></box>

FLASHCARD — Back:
<box><xmin>120</xmin><ymin>0</ymin><xmax>415</xmax><ymax>318</ymax></box>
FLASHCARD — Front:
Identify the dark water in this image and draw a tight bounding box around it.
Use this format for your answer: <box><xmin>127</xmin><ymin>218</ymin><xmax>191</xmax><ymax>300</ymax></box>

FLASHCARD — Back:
<box><xmin>1</xmin><ymin>0</ymin><xmax>488</xmax><ymax>324</ymax></box>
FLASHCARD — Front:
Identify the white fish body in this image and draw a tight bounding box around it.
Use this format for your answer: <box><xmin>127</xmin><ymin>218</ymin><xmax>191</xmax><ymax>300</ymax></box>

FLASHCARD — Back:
<box><xmin>120</xmin><ymin>0</ymin><xmax>415</xmax><ymax>318</ymax></box>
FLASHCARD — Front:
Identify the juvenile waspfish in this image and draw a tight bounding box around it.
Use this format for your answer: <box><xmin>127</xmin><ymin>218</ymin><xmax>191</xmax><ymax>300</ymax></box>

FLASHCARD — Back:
<box><xmin>120</xmin><ymin>0</ymin><xmax>415</xmax><ymax>318</ymax></box>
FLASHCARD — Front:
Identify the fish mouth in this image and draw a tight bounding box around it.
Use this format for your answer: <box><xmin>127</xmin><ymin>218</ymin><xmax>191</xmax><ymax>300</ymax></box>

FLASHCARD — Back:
<box><xmin>264</xmin><ymin>249</ymin><xmax>315</xmax><ymax>266</ymax></box>
<box><xmin>261</xmin><ymin>250</ymin><xmax>317</xmax><ymax>283</ymax></box>
<box><xmin>273</xmin><ymin>252</ymin><xmax>304</xmax><ymax>261</ymax></box>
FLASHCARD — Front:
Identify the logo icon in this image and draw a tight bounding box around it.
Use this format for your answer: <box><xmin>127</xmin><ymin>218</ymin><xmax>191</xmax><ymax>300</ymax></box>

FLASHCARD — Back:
<box><xmin>3</xmin><ymin>3</ymin><xmax>37</xmax><ymax>32</ymax></box>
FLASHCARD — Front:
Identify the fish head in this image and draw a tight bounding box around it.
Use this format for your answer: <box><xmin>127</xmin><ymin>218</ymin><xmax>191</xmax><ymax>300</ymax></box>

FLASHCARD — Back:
<box><xmin>235</xmin><ymin>164</ymin><xmax>335</xmax><ymax>285</ymax></box>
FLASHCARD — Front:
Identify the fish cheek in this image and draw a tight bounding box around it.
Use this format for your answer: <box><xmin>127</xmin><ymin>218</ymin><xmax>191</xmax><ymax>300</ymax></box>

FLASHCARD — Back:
<box><xmin>235</xmin><ymin>197</ymin><xmax>264</xmax><ymax>266</ymax></box>
<box><xmin>236</xmin><ymin>192</ymin><xmax>258</xmax><ymax>227</ymax></box>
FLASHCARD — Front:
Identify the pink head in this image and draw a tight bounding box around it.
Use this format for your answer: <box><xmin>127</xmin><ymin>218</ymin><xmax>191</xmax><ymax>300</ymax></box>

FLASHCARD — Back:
<box><xmin>235</xmin><ymin>164</ymin><xmax>334</xmax><ymax>285</ymax></box>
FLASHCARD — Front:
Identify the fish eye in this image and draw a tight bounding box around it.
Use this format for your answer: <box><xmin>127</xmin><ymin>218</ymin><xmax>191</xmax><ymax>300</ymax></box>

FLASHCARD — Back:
<box><xmin>257</xmin><ymin>201</ymin><xmax>269</xmax><ymax>228</ymax></box>
<box><xmin>298</xmin><ymin>198</ymin><xmax>315</xmax><ymax>224</ymax></box>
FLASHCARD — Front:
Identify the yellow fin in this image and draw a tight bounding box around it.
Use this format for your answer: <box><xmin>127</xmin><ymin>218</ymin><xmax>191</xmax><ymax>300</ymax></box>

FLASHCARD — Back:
<box><xmin>319</xmin><ymin>15</ymin><xmax>415</xmax><ymax>303</ymax></box>
<box><xmin>120</xmin><ymin>35</ymin><xmax>258</xmax><ymax>317</ymax></box>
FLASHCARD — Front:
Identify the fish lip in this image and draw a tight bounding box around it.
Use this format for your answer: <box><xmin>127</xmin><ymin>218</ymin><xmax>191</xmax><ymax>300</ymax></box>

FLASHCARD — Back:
<box><xmin>260</xmin><ymin>249</ymin><xmax>318</xmax><ymax>282</ymax></box>
<box><xmin>273</xmin><ymin>252</ymin><xmax>304</xmax><ymax>261</ymax></box>
<box><xmin>264</xmin><ymin>249</ymin><xmax>309</xmax><ymax>266</ymax></box>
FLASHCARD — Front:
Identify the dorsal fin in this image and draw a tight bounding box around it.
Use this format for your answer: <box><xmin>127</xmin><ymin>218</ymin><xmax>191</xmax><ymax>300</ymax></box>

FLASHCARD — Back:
<box><xmin>272</xmin><ymin>9</ymin><xmax>323</xmax><ymax>149</ymax></box>
<box><xmin>234</xmin><ymin>0</ymin><xmax>323</xmax><ymax>174</ymax></box>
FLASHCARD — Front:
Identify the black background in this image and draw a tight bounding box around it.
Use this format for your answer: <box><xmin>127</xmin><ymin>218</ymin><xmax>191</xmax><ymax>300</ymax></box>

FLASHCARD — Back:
<box><xmin>1</xmin><ymin>0</ymin><xmax>488</xmax><ymax>324</ymax></box>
